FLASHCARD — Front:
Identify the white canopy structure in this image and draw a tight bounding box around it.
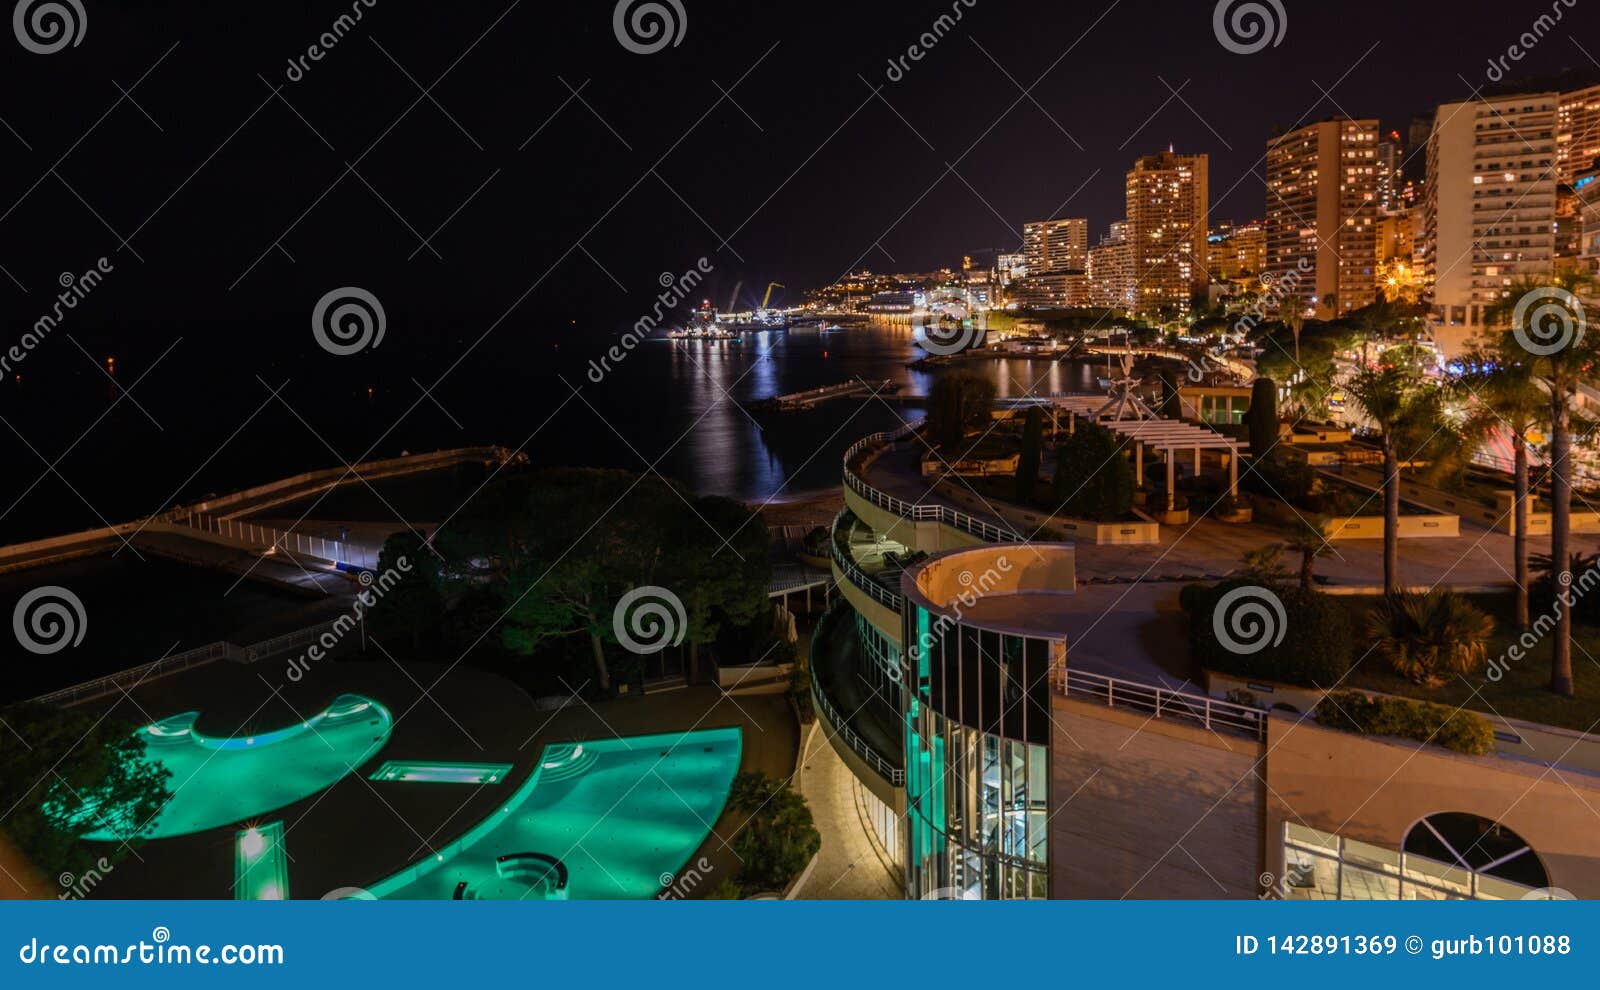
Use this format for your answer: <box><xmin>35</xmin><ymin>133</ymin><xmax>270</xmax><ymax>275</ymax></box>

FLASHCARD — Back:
<box><xmin>1048</xmin><ymin>394</ymin><xmax>1247</xmax><ymax>510</ymax></box>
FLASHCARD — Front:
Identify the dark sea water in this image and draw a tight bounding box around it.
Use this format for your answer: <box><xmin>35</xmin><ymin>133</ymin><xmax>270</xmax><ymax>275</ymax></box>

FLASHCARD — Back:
<box><xmin>0</xmin><ymin>322</ymin><xmax>1100</xmax><ymax>544</ymax></box>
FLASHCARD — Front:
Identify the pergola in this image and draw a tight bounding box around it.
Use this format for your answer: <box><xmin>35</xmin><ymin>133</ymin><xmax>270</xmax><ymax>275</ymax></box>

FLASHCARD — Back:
<box><xmin>1048</xmin><ymin>395</ymin><xmax>1246</xmax><ymax>510</ymax></box>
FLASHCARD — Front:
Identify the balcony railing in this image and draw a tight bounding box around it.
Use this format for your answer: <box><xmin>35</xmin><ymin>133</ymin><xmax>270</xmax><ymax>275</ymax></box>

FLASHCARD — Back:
<box><xmin>1052</xmin><ymin>661</ymin><xmax>1267</xmax><ymax>741</ymax></box>
<box><xmin>842</xmin><ymin>427</ymin><xmax>1022</xmax><ymax>544</ymax></box>
<box><xmin>812</xmin><ymin>665</ymin><xmax>905</xmax><ymax>787</ymax></box>
<box><xmin>830</xmin><ymin>510</ymin><xmax>904</xmax><ymax>612</ymax></box>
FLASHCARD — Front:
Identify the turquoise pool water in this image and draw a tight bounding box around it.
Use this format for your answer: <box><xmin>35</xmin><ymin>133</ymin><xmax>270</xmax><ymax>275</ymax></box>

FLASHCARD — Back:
<box><xmin>79</xmin><ymin>694</ymin><xmax>393</xmax><ymax>840</ymax></box>
<box><xmin>365</xmin><ymin>728</ymin><xmax>742</xmax><ymax>900</ymax></box>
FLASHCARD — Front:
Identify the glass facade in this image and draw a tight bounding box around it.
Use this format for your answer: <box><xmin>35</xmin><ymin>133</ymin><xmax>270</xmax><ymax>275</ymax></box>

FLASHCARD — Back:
<box><xmin>856</xmin><ymin>612</ymin><xmax>904</xmax><ymax>707</ymax></box>
<box><xmin>1282</xmin><ymin>821</ymin><xmax>1549</xmax><ymax>900</ymax></box>
<box><xmin>903</xmin><ymin>605</ymin><xmax>1053</xmax><ymax>899</ymax></box>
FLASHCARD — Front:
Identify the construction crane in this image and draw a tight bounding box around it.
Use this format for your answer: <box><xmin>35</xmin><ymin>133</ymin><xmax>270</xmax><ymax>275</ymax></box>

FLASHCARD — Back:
<box><xmin>760</xmin><ymin>282</ymin><xmax>785</xmax><ymax>310</ymax></box>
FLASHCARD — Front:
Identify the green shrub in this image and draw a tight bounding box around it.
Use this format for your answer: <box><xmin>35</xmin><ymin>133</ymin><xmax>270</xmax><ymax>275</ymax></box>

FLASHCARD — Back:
<box><xmin>1185</xmin><ymin>579</ymin><xmax>1353</xmax><ymax>686</ymax></box>
<box><xmin>1366</xmin><ymin>591</ymin><xmax>1494</xmax><ymax>684</ymax></box>
<box><xmin>1053</xmin><ymin>424</ymin><xmax>1135</xmax><ymax>520</ymax></box>
<box><xmin>1314</xmin><ymin>691</ymin><xmax>1495</xmax><ymax>756</ymax></box>
<box><xmin>1247</xmin><ymin>378</ymin><xmax>1277</xmax><ymax>459</ymax></box>
<box><xmin>726</xmin><ymin>772</ymin><xmax>821</xmax><ymax>891</ymax></box>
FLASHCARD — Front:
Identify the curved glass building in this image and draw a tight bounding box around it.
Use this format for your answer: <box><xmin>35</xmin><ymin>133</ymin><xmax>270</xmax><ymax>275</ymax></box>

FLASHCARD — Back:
<box><xmin>899</xmin><ymin>546</ymin><xmax>1071</xmax><ymax>899</ymax></box>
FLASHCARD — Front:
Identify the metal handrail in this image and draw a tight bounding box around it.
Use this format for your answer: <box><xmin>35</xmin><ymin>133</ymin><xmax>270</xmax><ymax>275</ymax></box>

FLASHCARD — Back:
<box><xmin>811</xmin><ymin>665</ymin><xmax>905</xmax><ymax>786</ymax></box>
<box><xmin>842</xmin><ymin>427</ymin><xmax>1022</xmax><ymax>544</ymax></box>
<box><xmin>30</xmin><ymin>619</ymin><xmax>340</xmax><ymax>708</ymax></box>
<box><xmin>1052</xmin><ymin>661</ymin><xmax>1266</xmax><ymax>741</ymax></box>
<box><xmin>30</xmin><ymin>641</ymin><xmax>242</xmax><ymax>708</ymax></box>
<box><xmin>830</xmin><ymin>510</ymin><xmax>904</xmax><ymax>611</ymax></box>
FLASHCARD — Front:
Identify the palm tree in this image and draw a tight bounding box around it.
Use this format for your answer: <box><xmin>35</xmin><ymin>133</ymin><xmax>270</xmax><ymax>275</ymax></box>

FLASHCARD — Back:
<box><xmin>1285</xmin><ymin>311</ymin><xmax>1305</xmax><ymax>365</ymax></box>
<box><xmin>1344</xmin><ymin>362</ymin><xmax>1447</xmax><ymax>597</ymax></box>
<box><xmin>1483</xmin><ymin>272</ymin><xmax>1598</xmax><ymax>696</ymax></box>
<box><xmin>1453</xmin><ymin>345</ymin><xmax>1548</xmax><ymax>630</ymax></box>
<box><xmin>1367</xmin><ymin>590</ymin><xmax>1495</xmax><ymax>685</ymax></box>
<box><xmin>1285</xmin><ymin>530</ymin><xmax>1332</xmax><ymax>592</ymax></box>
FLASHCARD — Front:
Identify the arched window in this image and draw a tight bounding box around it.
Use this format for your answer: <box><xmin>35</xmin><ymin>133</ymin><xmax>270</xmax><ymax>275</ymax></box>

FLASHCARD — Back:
<box><xmin>1403</xmin><ymin>813</ymin><xmax>1548</xmax><ymax>891</ymax></box>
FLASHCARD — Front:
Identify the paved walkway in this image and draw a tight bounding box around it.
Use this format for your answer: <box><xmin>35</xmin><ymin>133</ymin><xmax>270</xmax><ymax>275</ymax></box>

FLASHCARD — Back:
<box><xmin>863</xmin><ymin>442</ymin><xmax>1562</xmax><ymax>591</ymax></box>
<box><xmin>793</xmin><ymin>723</ymin><xmax>901</xmax><ymax>900</ymax></box>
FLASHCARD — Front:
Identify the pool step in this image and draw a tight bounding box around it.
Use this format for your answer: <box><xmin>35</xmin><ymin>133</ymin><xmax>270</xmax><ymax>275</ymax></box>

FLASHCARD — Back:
<box><xmin>538</xmin><ymin>743</ymin><xmax>601</xmax><ymax>782</ymax></box>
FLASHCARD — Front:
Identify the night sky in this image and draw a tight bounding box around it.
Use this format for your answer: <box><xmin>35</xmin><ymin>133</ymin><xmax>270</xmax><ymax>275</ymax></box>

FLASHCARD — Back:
<box><xmin>3</xmin><ymin>0</ymin><xmax>1598</xmax><ymax>333</ymax></box>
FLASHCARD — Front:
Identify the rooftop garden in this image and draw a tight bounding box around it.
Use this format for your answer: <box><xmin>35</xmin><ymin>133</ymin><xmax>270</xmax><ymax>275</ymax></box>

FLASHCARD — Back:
<box><xmin>1184</xmin><ymin>544</ymin><xmax>1600</xmax><ymax>737</ymax></box>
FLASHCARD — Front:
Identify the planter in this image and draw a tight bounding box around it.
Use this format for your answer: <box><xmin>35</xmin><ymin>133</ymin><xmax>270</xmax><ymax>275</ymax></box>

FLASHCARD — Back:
<box><xmin>1217</xmin><ymin>506</ymin><xmax>1253</xmax><ymax>524</ymax></box>
<box><xmin>1154</xmin><ymin>508</ymin><xmax>1190</xmax><ymax>526</ymax></box>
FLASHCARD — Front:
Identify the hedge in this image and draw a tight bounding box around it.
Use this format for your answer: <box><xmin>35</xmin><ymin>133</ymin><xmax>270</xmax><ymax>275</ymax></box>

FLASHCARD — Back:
<box><xmin>1183</xmin><ymin>579</ymin><xmax>1353</xmax><ymax>686</ymax></box>
<box><xmin>1314</xmin><ymin>691</ymin><xmax>1495</xmax><ymax>756</ymax></box>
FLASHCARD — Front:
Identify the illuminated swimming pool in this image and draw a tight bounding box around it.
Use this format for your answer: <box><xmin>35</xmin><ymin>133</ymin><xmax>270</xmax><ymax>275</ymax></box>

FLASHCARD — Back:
<box><xmin>79</xmin><ymin>693</ymin><xmax>393</xmax><ymax>840</ymax></box>
<box><xmin>365</xmin><ymin>728</ymin><xmax>742</xmax><ymax>900</ymax></box>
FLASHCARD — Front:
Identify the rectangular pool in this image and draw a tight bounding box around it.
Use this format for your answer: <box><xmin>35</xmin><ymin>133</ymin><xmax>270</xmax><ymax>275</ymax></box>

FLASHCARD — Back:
<box><xmin>369</xmin><ymin>761</ymin><xmax>514</xmax><ymax>785</ymax></box>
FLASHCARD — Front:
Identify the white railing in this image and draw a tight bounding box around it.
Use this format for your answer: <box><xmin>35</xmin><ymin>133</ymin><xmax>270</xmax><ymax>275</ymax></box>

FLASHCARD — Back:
<box><xmin>830</xmin><ymin>510</ymin><xmax>904</xmax><ymax>611</ymax></box>
<box><xmin>30</xmin><ymin>641</ymin><xmax>243</xmax><ymax>708</ymax></box>
<box><xmin>30</xmin><ymin>619</ymin><xmax>341</xmax><ymax>708</ymax></box>
<box><xmin>170</xmin><ymin>512</ymin><xmax>373</xmax><ymax>567</ymax></box>
<box><xmin>1053</xmin><ymin>663</ymin><xmax>1267</xmax><ymax>741</ymax></box>
<box><xmin>843</xmin><ymin>427</ymin><xmax>1022</xmax><ymax>544</ymax></box>
<box><xmin>811</xmin><ymin>666</ymin><xmax>905</xmax><ymax>786</ymax></box>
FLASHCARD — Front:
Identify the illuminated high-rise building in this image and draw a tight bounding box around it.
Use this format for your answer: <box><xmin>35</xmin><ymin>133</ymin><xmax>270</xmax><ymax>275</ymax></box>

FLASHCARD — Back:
<box><xmin>1022</xmin><ymin>218</ymin><xmax>1088</xmax><ymax>275</ymax></box>
<box><xmin>1125</xmin><ymin>152</ymin><xmax>1209</xmax><ymax>317</ymax></box>
<box><xmin>1423</xmin><ymin>92</ymin><xmax>1560</xmax><ymax>357</ymax></box>
<box><xmin>1264</xmin><ymin>117</ymin><xmax>1380</xmax><ymax>319</ymax></box>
